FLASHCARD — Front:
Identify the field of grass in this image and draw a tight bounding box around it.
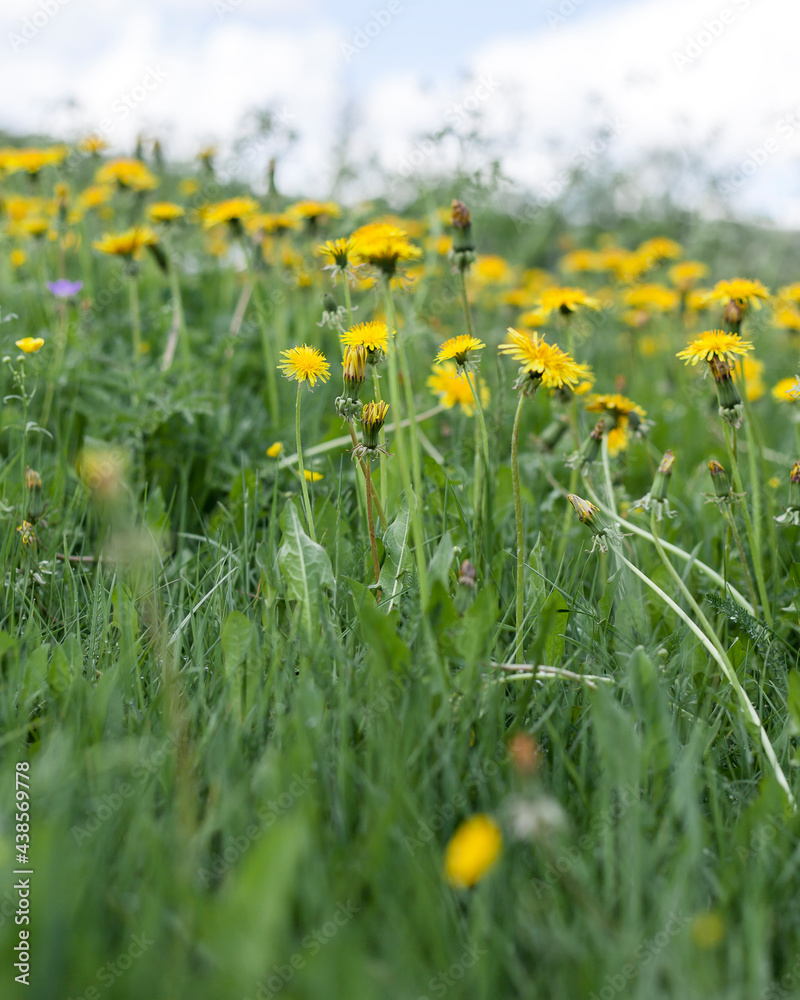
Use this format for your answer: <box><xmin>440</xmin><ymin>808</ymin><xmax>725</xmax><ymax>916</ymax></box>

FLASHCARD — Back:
<box><xmin>2</xmin><ymin>137</ymin><xmax>800</xmax><ymax>1000</ymax></box>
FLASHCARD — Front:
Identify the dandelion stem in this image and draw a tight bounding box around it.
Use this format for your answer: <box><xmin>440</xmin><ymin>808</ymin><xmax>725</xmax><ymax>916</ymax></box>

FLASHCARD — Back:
<box><xmin>365</xmin><ymin>456</ymin><xmax>381</xmax><ymax>589</ymax></box>
<box><xmin>128</xmin><ymin>274</ymin><xmax>141</xmax><ymax>360</ymax></box>
<box><xmin>645</xmin><ymin>511</ymin><xmax>793</xmax><ymax>809</ymax></box>
<box><xmin>465</xmin><ymin>367</ymin><xmax>490</xmax><ymax>562</ymax></box>
<box><xmin>295</xmin><ymin>386</ymin><xmax>316</xmax><ymax>542</ymax></box>
<box><xmin>581</xmin><ymin>479</ymin><xmax>755</xmax><ymax>617</ymax></box>
<box><xmin>723</xmin><ymin>421</ymin><xmax>772</xmax><ymax>626</ymax></box>
<box><xmin>725</xmin><ymin>508</ymin><xmax>760</xmax><ymax>615</ymax></box>
<box><xmin>382</xmin><ymin>278</ymin><xmax>429</xmax><ymax>605</ymax></box>
<box><xmin>511</xmin><ymin>392</ymin><xmax>526</xmax><ymax>662</ymax></box>
<box><xmin>348</xmin><ymin>423</ymin><xmax>387</xmax><ymax>528</ymax></box>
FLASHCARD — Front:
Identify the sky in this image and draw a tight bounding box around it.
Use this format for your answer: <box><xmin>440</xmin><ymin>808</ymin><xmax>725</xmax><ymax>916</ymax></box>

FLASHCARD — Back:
<box><xmin>2</xmin><ymin>0</ymin><xmax>799</xmax><ymax>221</ymax></box>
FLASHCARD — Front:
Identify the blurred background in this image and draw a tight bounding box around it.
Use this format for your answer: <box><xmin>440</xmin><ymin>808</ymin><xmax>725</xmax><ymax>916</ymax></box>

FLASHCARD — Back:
<box><xmin>2</xmin><ymin>0</ymin><xmax>798</xmax><ymax>221</ymax></box>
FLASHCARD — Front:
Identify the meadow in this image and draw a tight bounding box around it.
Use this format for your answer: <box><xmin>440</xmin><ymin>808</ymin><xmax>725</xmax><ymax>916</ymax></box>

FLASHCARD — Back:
<box><xmin>1</xmin><ymin>135</ymin><xmax>800</xmax><ymax>999</ymax></box>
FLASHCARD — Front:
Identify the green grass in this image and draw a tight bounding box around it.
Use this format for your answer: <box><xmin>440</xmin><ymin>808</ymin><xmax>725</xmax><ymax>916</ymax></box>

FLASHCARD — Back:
<box><xmin>1</xmin><ymin>144</ymin><xmax>800</xmax><ymax>999</ymax></box>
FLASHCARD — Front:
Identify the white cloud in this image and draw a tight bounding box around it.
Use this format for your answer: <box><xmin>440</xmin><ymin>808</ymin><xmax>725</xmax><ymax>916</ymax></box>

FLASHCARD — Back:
<box><xmin>1</xmin><ymin>0</ymin><xmax>798</xmax><ymax>217</ymax></box>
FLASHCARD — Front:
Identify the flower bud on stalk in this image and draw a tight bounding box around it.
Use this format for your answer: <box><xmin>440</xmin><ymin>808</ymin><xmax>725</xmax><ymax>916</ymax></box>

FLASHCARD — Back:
<box><xmin>566</xmin><ymin>493</ymin><xmax>625</xmax><ymax>552</ymax></box>
<box><xmin>567</xmin><ymin>419</ymin><xmax>604</xmax><ymax>470</ymax></box>
<box><xmin>450</xmin><ymin>199</ymin><xmax>476</xmax><ymax>271</ymax></box>
<box><xmin>709</xmin><ymin>356</ymin><xmax>744</xmax><ymax>428</ymax></box>
<box><xmin>634</xmin><ymin>450</ymin><xmax>676</xmax><ymax>521</ymax></box>
<box><xmin>776</xmin><ymin>461</ymin><xmax>800</xmax><ymax>526</ymax></box>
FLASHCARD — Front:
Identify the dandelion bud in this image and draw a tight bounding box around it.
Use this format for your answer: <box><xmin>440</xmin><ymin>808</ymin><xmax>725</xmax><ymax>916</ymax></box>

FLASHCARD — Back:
<box><xmin>723</xmin><ymin>298</ymin><xmax>743</xmax><ymax>328</ymax></box>
<box><xmin>567</xmin><ymin>493</ymin><xmax>599</xmax><ymax>526</ymax></box>
<box><xmin>450</xmin><ymin>199</ymin><xmax>475</xmax><ymax>269</ymax></box>
<box><xmin>775</xmin><ymin>461</ymin><xmax>800</xmax><ymax>526</ymax></box>
<box><xmin>651</xmin><ymin>450</ymin><xmax>675</xmax><ymax>502</ymax></box>
<box><xmin>336</xmin><ymin>346</ymin><xmax>367</xmax><ymax>420</ymax></box>
<box><xmin>508</xmin><ymin>733</ymin><xmax>539</xmax><ymax>775</ymax></box>
<box><xmin>360</xmin><ymin>401</ymin><xmax>390</xmax><ymax>453</ymax></box>
<box><xmin>323</xmin><ymin>292</ymin><xmax>338</xmax><ymax>315</ymax></box>
<box><xmin>25</xmin><ymin>467</ymin><xmax>42</xmax><ymax>490</ymax></box>
<box><xmin>458</xmin><ymin>559</ymin><xmax>477</xmax><ymax>588</ymax></box>
<box><xmin>708</xmin><ymin>459</ymin><xmax>730</xmax><ymax>499</ymax></box>
<box><xmin>708</xmin><ymin>356</ymin><xmax>744</xmax><ymax>427</ymax></box>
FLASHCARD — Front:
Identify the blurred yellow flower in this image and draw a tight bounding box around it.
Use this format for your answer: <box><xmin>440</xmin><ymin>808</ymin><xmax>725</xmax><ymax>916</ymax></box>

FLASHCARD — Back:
<box><xmin>444</xmin><ymin>814</ymin><xmax>502</xmax><ymax>888</ymax></box>
<box><xmin>669</xmin><ymin>260</ymin><xmax>708</xmax><ymax>291</ymax></box>
<box><xmin>10</xmin><ymin>249</ymin><xmax>27</xmax><ymax>269</ymax></box>
<box><xmin>95</xmin><ymin>158</ymin><xmax>158</xmax><ymax>191</ymax></box>
<box><xmin>15</xmin><ymin>337</ymin><xmax>44</xmax><ymax>353</ymax></box>
<box><xmin>535</xmin><ymin>286</ymin><xmax>601</xmax><ymax>318</ymax></box>
<box><xmin>772</xmin><ymin>377</ymin><xmax>799</xmax><ymax>402</ymax></box>
<box><xmin>202</xmin><ymin>197</ymin><xmax>259</xmax><ymax>229</ymax></box>
<box><xmin>427</xmin><ymin>362</ymin><xmax>489</xmax><ymax>416</ymax></box>
<box><xmin>304</xmin><ymin>470</ymin><xmax>323</xmax><ymax>482</ymax></box>
<box><xmin>147</xmin><ymin>202</ymin><xmax>186</xmax><ymax>223</ymax></box>
<box><xmin>267</xmin><ymin>442</ymin><xmax>283</xmax><ymax>458</ymax></box>
<box><xmin>94</xmin><ymin>226</ymin><xmax>159</xmax><ymax>258</ymax></box>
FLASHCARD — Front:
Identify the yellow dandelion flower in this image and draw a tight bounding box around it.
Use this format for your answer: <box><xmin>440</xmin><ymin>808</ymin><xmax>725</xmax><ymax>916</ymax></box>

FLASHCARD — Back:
<box><xmin>288</xmin><ymin>200</ymin><xmax>341</xmax><ymax>221</ymax></box>
<box><xmin>707</xmin><ymin>278</ymin><xmax>770</xmax><ymax>311</ymax></box>
<box><xmin>340</xmin><ymin>321</ymin><xmax>392</xmax><ymax>353</ymax></box>
<box><xmin>78</xmin><ymin>134</ymin><xmax>108</xmax><ymax>155</ymax></box>
<box><xmin>585</xmin><ymin>393</ymin><xmax>647</xmax><ymax>456</ymax></box>
<box><xmin>15</xmin><ymin>337</ymin><xmax>45</xmax><ymax>354</ymax></box>
<box><xmin>4</xmin><ymin>146</ymin><xmax>66</xmax><ymax>176</ymax></box>
<box><xmin>304</xmin><ymin>470</ymin><xmax>323</xmax><ymax>482</ymax></box>
<box><xmin>773</xmin><ymin>305</ymin><xmax>800</xmax><ymax>331</ymax></box>
<box><xmin>772</xmin><ymin>377</ymin><xmax>799</xmax><ymax>402</ymax></box>
<box><xmin>147</xmin><ymin>201</ymin><xmax>186</xmax><ymax>223</ymax></box>
<box><xmin>267</xmin><ymin>442</ymin><xmax>283</xmax><ymax>458</ymax></box>
<box><xmin>350</xmin><ymin>222</ymin><xmax>422</xmax><ymax>276</ymax></box>
<box><xmin>622</xmin><ymin>284</ymin><xmax>679</xmax><ymax>312</ymax></box>
<box><xmin>427</xmin><ymin>362</ymin><xmax>490</xmax><ymax>416</ymax></box>
<box><xmin>669</xmin><ymin>260</ymin><xmax>708</xmax><ymax>290</ymax></box>
<box><xmin>201</xmin><ymin>197</ymin><xmax>259</xmax><ymax>229</ymax></box>
<box><xmin>318</xmin><ymin>237</ymin><xmax>355</xmax><ymax>271</ymax></box>
<box><xmin>435</xmin><ymin>334</ymin><xmax>485</xmax><ymax>366</ymax></box>
<box><xmin>560</xmin><ymin>248</ymin><xmax>602</xmax><ymax>272</ymax></box>
<box><xmin>16</xmin><ymin>521</ymin><xmax>36</xmax><ymax>547</ymax></box>
<box><xmin>95</xmin><ymin>158</ymin><xmax>158</xmax><ymax>191</ymax></box>
<box><xmin>736</xmin><ymin>356</ymin><xmax>765</xmax><ymax>402</ymax></box>
<box><xmin>278</xmin><ymin>344</ymin><xmax>331</xmax><ymax>387</ymax></box>
<box><xmin>517</xmin><ymin>309</ymin><xmax>546</xmax><ymax>328</ymax></box>
<box><xmin>676</xmin><ymin>330</ymin><xmax>754</xmax><ymax>366</ymax></box>
<box><xmin>10</xmin><ymin>249</ymin><xmax>27</xmax><ymax>269</ymax></box>
<box><xmin>444</xmin><ymin>814</ymin><xmax>502</xmax><ymax>889</ymax></box>
<box><xmin>498</xmin><ymin>328</ymin><xmax>583</xmax><ymax>389</ymax></box>
<box><xmin>535</xmin><ymin>286</ymin><xmax>601</xmax><ymax>318</ymax></box>
<box><xmin>636</xmin><ymin>236</ymin><xmax>682</xmax><ymax>265</ymax></box>
<box><xmin>77</xmin><ymin>185</ymin><xmax>113</xmax><ymax>212</ymax></box>
<box><xmin>179</xmin><ymin>178</ymin><xmax>200</xmax><ymax>197</ymax></box>
<box><xmin>93</xmin><ymin>226</ymin><xmax>159</xmax><ymax>258</ymax></box>
<box><xmin>472</xmin><ymin>254</ymin><xmax>513</xmax><ymax>285</ymax></box>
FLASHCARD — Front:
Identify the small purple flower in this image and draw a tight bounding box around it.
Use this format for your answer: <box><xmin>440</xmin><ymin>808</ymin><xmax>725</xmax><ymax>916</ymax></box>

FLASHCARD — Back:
<box><xmin>47</xmin><ymin>279</ymin><xmax>83</xmax><ymax>299</ymax></box>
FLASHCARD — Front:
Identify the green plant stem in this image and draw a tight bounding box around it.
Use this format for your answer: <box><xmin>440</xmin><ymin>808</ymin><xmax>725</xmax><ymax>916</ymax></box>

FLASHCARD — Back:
<box><xmin>295</xmin><ymin>386</ymin><xmax>316</xmax><ymax>542</ymax></box>
<box><xmin>382</xmin><ymin>277</ymin><xmax>429</xmax><ymax>606</ymax></box>
<box><xmin>647</xmin><ymin>511</ymin><xmax>794</xmax><ymax>809</ymax></box>
<box><xmin>725</xmin><ymin>509</ymin><xmax>760</xmax><ymax>615</ymax></box>
<box><xmin>723</xmin><ymin>421</ymin><xmax>772</xmax><ymax>626</ymax></box>
<box><xmin>511</xmin><ymin>392</ymin><xmax>526</xmax><ymax>663</ymax></box>
<box><xmin>581</xmin><ymin>480</ymin><xmax>755</xmax><ymax>617</ymax></box>
<box><xmin>364</xmin><ymin>456</ymin><xmax>380</xmax><ymax>588</ymax></box>
<box><xmin>464</xmin><ymin>367</ymin><xmax>490</xmax><ymax>560</ymax></box>
<box><xmin>348</xmin><ymin>423</ymin><xmax>387</xmax><ymax>528</ymax></box>
<box><xmin>385</xmin><ymin>281</ymin><xmax>423</xmax><ymax>496</ymax></box>
<box><xmin>250</xmin><ymin>276</ymin><xmax>280</xmax><ymax>426</ymax></box>
<box><xmin>601</xmin><ymin>435</ymin><xmax>617</xmax><ymax>517</ymax></box>
<box><xmin>371</xmin><ymin>367</ymin><xmax>387</xmax><ymax>513</ymax></box>
<box><xmin>128</xmin><ymin>274</ymin><xmax>141</xmax><ymax>359</ymax></box>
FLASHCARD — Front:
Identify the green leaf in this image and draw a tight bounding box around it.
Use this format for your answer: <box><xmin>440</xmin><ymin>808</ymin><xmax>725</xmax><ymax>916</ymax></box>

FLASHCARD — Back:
<box><xmin>787</xmin><ymin>671</ymin><xmax>800</xmax><ymax>736</ymax></box>
<box><xmin>378</xmin><ymin>488</ymin><xmax>417</xmax><ymax>611</ymax></box>
<box><xmin>221</xmin><ymin>611</ymin><xmax>256</xmax><ymax>677</ymax></box>
<box><xmin>455</xmin><ymin>587</ymin><xmax>500</xmax><ymax>669</ymax></box>
<box><xmin>427</xmin><ymin>530</ymin><xmax>455</xmax><ymax>591</ymax></box>
<box><xmin>278</xmin><ymin>498</ymin><xmax>334</xmax><ymax>633</ymax></box>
